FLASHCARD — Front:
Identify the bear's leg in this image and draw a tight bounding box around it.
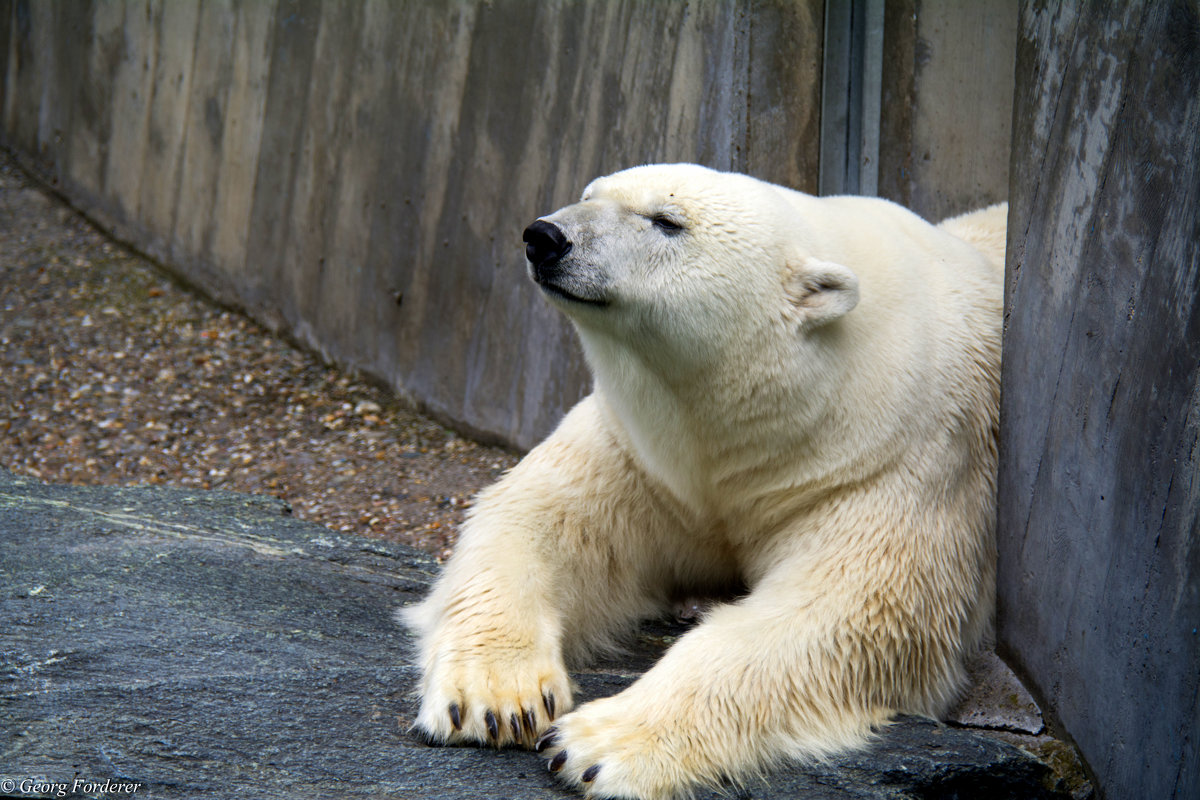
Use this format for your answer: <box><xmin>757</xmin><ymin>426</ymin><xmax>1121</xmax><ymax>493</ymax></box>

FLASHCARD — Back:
<box><xmin>403</xmin><ymin>397</ymin><xmax>715</xmax><ymax>749</ymax></box>
<box><xmin>538</xmin><ymin>550</ymin><xmax>967</xmax><ymax>800</ymax></box>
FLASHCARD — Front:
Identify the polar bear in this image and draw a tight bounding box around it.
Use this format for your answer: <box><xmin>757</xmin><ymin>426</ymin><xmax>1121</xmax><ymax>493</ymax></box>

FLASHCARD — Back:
<box><xmin>404</xmin><ymin>164</ymin><xmax>1005</xmax><ymax>799</ymax></box>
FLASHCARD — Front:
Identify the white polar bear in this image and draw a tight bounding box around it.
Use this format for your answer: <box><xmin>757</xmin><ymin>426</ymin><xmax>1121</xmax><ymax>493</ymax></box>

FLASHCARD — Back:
<box><xmin>404</xmin><ymin>164</ymin><xmax>1005</xmax><ymax>800</ymax></box>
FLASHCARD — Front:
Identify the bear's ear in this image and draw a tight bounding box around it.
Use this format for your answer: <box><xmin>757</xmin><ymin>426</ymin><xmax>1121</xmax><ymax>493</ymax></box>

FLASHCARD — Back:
<box><xmin>784</xmin><ymin>257</ymin><xmax>860</xmax><ymax>326</ymax></box>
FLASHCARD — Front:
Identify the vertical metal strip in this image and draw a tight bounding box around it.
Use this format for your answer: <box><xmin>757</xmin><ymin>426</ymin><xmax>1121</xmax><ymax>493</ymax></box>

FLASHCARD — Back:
<box><xmin>819</xmin><ymin>0</ymin><xmax>884</xmax><ymax>196</ymax></box>
<box><xmin>859</xmin><ymin>0</ymin><xmax>884</xmax><ymax>196</ymax></box>
<box><xmin>819</xmin><ymin>0</ymin><xmax>851</xmax><ymax>196</ymax></box>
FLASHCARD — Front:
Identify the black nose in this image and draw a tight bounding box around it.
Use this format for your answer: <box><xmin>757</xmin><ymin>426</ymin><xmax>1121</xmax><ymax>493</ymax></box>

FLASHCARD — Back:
<box><xmin>523</xmin><ymin>220</ymin><xmax>572</xmax><ymax>269</ymax></box>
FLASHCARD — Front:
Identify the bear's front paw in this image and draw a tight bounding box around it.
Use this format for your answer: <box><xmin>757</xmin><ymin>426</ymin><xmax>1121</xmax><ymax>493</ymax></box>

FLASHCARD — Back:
<box><xmin>536</xmin><ymin>695</ymin><xmax>699</xmax><ymax>800</ymax></box>
<box><xmin>413</xmin><ymin>643</ymin><xmax>573</xmax><ymax>749</ymax></box>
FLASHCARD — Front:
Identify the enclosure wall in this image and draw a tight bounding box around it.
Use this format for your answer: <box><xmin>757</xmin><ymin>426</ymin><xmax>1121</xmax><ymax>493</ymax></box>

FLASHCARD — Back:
<box><xmin>999</xmin><ymin>3</ymin><xmax>1199</xmax><ymax>798</ymax></box>
<box><xmin>0</xmin><ymin>0</ymin><xmax>1016</xmax><ymax>448</ymax></box>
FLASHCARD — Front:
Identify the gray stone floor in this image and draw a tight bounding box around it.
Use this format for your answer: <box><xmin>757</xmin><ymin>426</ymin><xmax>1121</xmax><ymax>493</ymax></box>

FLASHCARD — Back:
<box><xmin>0</xmin><ymin>471</ymin><xmax>1089</xmax><ymax>799</ymax></box>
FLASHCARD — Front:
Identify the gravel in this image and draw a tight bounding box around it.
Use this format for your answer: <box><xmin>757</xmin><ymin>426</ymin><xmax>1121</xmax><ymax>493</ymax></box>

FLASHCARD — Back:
<box><xmin>0</xmin><ymin>152</ymin><xmax>519</xmax><ymax>559</ymax></box>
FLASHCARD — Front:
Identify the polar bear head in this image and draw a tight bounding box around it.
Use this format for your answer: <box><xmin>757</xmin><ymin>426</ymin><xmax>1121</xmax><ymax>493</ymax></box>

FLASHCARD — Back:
<box><xmin>521</xmin><ymin>164</ymin><xmax>879</xmax><ymax>503</ymax></box>
<box><xmin>521</xmin><ymin>163</ymin><xmax>1001</xmax><ymax>510</ymax></box>
<box><xmin>522</xmin><ymin>164</ymin><xmax>860</xmax><ymax>377</ymax></box>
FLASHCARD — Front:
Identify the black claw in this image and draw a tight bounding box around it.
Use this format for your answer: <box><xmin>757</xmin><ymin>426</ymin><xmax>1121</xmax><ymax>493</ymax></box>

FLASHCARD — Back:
<box><xmin>543</xmin><ymin>691</ymin><xmax>557</xmax><ymax>720</ymax></box>
<box><xmin>581</xmin><ymin>764</ymin><xmax>601</xmax><ymax>783</ymax></box>
<box><xmin>448</xmin><ymin>703</ymin><xmax>462</xmax><ymax>731</ymax></box>
<box><xmin>549</xmin><ymin>750</ymin><xmax>568</xmax><ymax>772</ymax></box>
<box><xmin>535</xmin><ymin>726</ymin><xmax>558</xmax><ymax>752</ymax></box>
<box><xmin>510</xmin><ymin>712</ymin><xmax>521</xmax><ymax>740</ymax></box>
<box><xmin>523</xmin><ymin>707</ymin><xmax>537</xmax><ymax>735</ymax></box>
<box><xmin>485</xmin><ymin>709</ymin><xmax>499</xmax><ymax>740</ymax></box>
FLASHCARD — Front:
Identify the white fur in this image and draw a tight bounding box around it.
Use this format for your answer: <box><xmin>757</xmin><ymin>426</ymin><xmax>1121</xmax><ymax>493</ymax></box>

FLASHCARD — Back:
<box><xmin>404</xmin><ymin>164</ymin><xmax>1005</xmax><ymax>799</ymax></box>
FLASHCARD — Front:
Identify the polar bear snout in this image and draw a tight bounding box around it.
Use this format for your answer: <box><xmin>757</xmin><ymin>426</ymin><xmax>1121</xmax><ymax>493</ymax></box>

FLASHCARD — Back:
<box><xmin>524</xmin><ymin>219</ymin><xmax>572</xmax><ymax>274</ymax></box>
<box><xmin>523</xmin><ymin>218</ymin><xmax>610</xmax><ymax>307</ymax></box>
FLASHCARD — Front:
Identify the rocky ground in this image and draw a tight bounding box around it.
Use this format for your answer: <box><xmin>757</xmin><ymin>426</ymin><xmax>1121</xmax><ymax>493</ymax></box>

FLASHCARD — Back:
<box><xmin>0</xmin><ymin>153</ymin><xmax>517</xmax><ymax>560</ymax></box>
<box><xmin>2</xmin><ymin>471</ymin><xmax>1087</xmax><ymax>800</ymax></box>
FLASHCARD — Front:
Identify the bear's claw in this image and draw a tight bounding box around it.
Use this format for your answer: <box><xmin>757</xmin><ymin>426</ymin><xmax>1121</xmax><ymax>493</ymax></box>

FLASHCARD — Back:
<box><xmin>484</xmin><ymin>709</ymin><xmax>499</xmax><ymax>740</ymax></box>
<box><xmin>542</xmin><ymin>740</ymin><xmax>601</xmax><ymax>788</ymax></box>
<box><xmin>448</xmin><ymin>703</ymin><xmax>462</xmax><ymax>731</ymax></box>
<box><xmin>535</xmin><ymin>726</ymin><xmax>558</xmax><ymax>752</ymax></box>
<box><xmin>523</xmin><ymin>708</ymin><xmax>538</xmax><ymax>735</ymax></box>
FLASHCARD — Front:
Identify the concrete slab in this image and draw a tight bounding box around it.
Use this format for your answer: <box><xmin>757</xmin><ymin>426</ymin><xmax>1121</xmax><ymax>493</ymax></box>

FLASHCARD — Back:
<box><xmin>947</xmin><ymin>649</ymin><xmax>1044</xmax><ymax>735</ymax></box>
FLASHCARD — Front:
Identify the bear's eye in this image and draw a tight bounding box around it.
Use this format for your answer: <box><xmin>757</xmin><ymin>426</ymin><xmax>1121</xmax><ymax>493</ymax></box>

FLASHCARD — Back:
<box><xmin>649</xmin><ymin>214</ymin><xmax>685</xmax><ymax>235</ymax></box>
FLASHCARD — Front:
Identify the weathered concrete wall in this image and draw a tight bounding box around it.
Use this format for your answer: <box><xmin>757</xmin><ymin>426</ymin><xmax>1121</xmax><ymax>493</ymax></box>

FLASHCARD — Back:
<box><xmin>0</xmin><ymin>0</ymin><xmax>824</xmax><ymax>449</ymax></box>
<box><xmin>879</xmin><ymin>0</ymin><xmax>1018</xmax><ymax>221</ymax></box>
<box><xmin>999</xmin><ymin>2</ymin><xmax>1199</xmax><ymax>798</ymax></box>
<box><xmin>0</xmin><ymin>0</ymin><xmax>1019</xmax><ymax>448</ymax></box>
<box><xmin>816</xmin><ymin>0</ymin><xmax>1016</xmax><ymax>218</ymax></box>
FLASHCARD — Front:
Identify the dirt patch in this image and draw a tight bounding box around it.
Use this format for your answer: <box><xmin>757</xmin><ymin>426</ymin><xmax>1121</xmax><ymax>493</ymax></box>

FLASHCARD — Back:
<box><xmin>0</xmin><ymin>153</ymin><xmax>518</xmax><ymax>559</ymax></box>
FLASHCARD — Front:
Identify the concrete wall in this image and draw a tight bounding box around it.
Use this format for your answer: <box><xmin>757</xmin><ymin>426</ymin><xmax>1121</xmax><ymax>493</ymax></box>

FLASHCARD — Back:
<box><xmin>999</xmin><ymin>2</ymin><xmax>1199</xmax><ymax>798</ymax></box>
<box><xmin>0</xmin><ymin>0</ymin><xmax>1016</xmax><ymax>448</ymax></box>
<box><xmin>0</xmin><ymin>0</ymin><xmax>824</xmax><ymax>449</ymax></box>
<box><xmin>878</xmin><ymin>0</ymin><xmax>1018</xmax><ymax>221</ymax></box>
